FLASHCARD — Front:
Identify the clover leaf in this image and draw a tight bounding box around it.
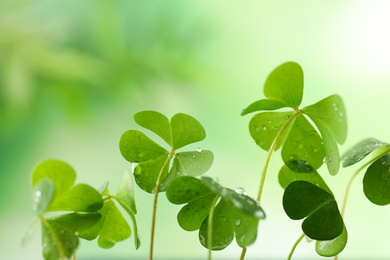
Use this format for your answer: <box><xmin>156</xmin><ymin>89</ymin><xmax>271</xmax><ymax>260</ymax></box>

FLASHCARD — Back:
<box><xmin>27</xmin><ymin>160</ymin><xmax>140</xmax><ymax>259</ymax></box>
<box><xmin>341</xmin><ymin>138</ymin><xmax>389</xmax><ymax>167</ymax></box>
<box><xmin>166</xmin><ymin>176</ymin><xmax>265</xmax><ymax>250</ymax></box>
<box><xmin>283</xmin><ymin>181</ymin><xmax>344</xmax><ymax>240</ymax></box>
<box><xmin>120</xmin><ymin>111</ymin><xmax>213</xmax><ymax>193</ymax></box>
<box><xmin>242</xmin><ymin>62</ymin><xmax>347</xmax><ymax>175</ymax></box>
<box><xmin>315</xmin><ymin>225</ymin><xmax>348</xmax><ymax>257</ymax></box>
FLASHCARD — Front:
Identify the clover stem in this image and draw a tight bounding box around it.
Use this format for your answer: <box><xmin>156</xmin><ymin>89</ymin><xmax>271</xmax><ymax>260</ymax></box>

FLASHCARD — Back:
<box><xmin>149</xmin><ymin>150</ymin><xmax>175</xmax><ymax>260</ymax></box>
<box><xmin>287</xmin><ymin>233</ymin><xmax>305</xmax><ymax>260</ymax></box>
<box><xmin>208</xmin><ymin>196</ymin><xmax>220</xmax><ymax>260</ymax></box>
<box><xmin>39</xmin><ymin>216</ymin><xmax>66</xmax><ymax>260</ymax></box>
<box><xmin>240</xmin><ymin>109</ymin><xmax>301</xmax><ymax>260</ymax></box>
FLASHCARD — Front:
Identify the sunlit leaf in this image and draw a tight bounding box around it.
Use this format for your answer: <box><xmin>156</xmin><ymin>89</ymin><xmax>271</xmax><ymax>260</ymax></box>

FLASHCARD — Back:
<box><xmin>21</xmin><ymin>218</ymin><xmax>39</xmax><ymax>248</ymax></box>
<box><xmin>278</xmin><ymin>165</ymin><xmax>332</xmax><ymax>194</ymax></box>
<box><xmin>283</xmin><ymin>181</ymin><xmax>343</xmax><ymax>240</ymax></box>
<box><xmin>281</xmin><ymin>115</ymin><xmax>325</xmax><ymax>172</ymax></box>
<box><xmin>32</xmin><ymin>178</ymin><xmax>55</xmax><ymax>215</ymax></box>
<box><xmin>31</xmin><ymin>160</ymin><xmax>76</xmax><ymax>200</ymax></box>
<box><xmin>363</xmin><ymin>154</ymin><xmax>390</xmax><ymax>205</ymax></box>
<box><xmin>316</xmin><ymin>225</ymin><xmax>348</xmax><ymax>257</ymax></box>
<box><xmin>241</xmin><ymin>99</ymin><xmax>288</xmax><ymax>116</ymax></box>
<box><xmin>160</xmin><ymin>150</ymin><xmax>214</xmax><ymax>190</ymax></box>
<box><xmin>134</xmin><ymin>110</ymin><xmax>172</xmax><ymax>147</ymax></box>
<box><xmin>119</xmin><ymin>130</ymin><xmax>168</xmax><ymax>163</ymax></box>
<box><xmin>171</xmin><ymin>113</ymin><xmax>206</xmax><ymax>150</ymax></box>
<box><xmin>114</xmin><ymin>171</ymin><xmax>141</xmax><ymax>249</ymax></box>
<box><xmin>48</xmin><ymin>184</ymin><xmax>103</xmax><ymax>212</ymax></box>
<box><xmin>166</xmin><ymin>176</ymin><xmax>264</xmax><ymax>249</ymax></box>
<box><xmin>317</xmin><ymin>124</ymin><xmax>340</xmax><ymax>175</ymax></box>
<box><xmin>41</xmin><ymin>218</ymin><xmax>79</xmax><ymax>260</ymax></box>
<box><xmin>97</xmin><ymin>181</ymin><xmax>109</xmax><ymax>196</ymax></box>
<box><xmin>249</xmin><ymin>111</ymin><xmax>295</xmax><ymax>151</ymax></box>
<box><xmin>263</xmin><ymin>62</ymin><xmax>303</xmax><ymax>109</ymax></box>
<box><xmin>341</xmin><ymin>138</ymin><xmax>389</xmax><ymax>167</ymax></box>
<box><xmin>303</xmin><ymin>95</ymin><xmax>347</xmax><ymax>144</ymax></box>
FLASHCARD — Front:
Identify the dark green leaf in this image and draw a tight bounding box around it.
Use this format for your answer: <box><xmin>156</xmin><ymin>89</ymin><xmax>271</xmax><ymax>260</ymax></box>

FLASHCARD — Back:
<box><xmin>316</xmin><ymin>225</ymin><xmax>348</xmax><ymax>257</ymax></box>
<box><xmin>264</xmin><ymin>62</ymin><xmax>304</xmax><ymax>109</ymax></box>
<box><xmin>134</xmin><ymin>154</ymin><xmax>169</xmax><ymax>193</ymax></box>
<box><xmin>281</xmin><ymin>115</ymin><xmax>325</xmax><ymax>172</ymax></box>
<box><xmin>166</xmin><ymin>176</ymin><xmax>213</xmax><ymax>205</ymax></box>
<box><xmin>119</xmin><ymin>130</ymin><xmax>168</xmax><ymax>163</ymax></box>
<box><xmin>303</xmin><ymin>95</ymin><xmax>347</xmax><ymax>144</ymax></box>
<box><xmin>278</xmin><ymin>165</ymin><xmax>332</xmax><ymax>194</ymax></box>
<box><xmin>41</xmin><ymin>218</ymin><xmax>79</xmax><ymax>260</ymax></box>
<box><xmin>48</xmin><ymin>213</ymin><xmax>101</xmax><ymax>233</ymax></box>
<box><xmin>363</xmin><ymin>154</ymin><xmax>390</xmax><ymax>205</ymax></box>
<box><xmin>134</xmin><ymin>110</ymin><xmax>173</xmax><ymax>147</ymax></box>
<box><xmin>48</xmin><ymin>184</ymin><xmax>103</xmax><ymax>212</ymax></box>
<box><xmin>241</xmin><ymin>99</ymin><xmax>288</xmax><ymax>116</ymax></box>
<box><xmin>32</xmin><ymin>178</ymin><xmax>55</xmax><ymax>215</ymax></box>
<box><xmin>171</xmin><ymin>113</ymin><xmax>206</xmax><ymax>150</ymax></box>
<box><xmin>283</xmin><ymin>181</ymin><xmax>343</xmax><ymax>240</ymax></box>
<box><xmin>249</xmin><ymin>111</ymin><xmax>295</xmax><ymax>151</ymax></box>
<box><xmin>341</xmin><ymin>138</ymin><xmax>389</xmax><ymax>167</ymax></box>
<box><xmin>31</xmin><ymin>160</ymin><xmax>76</xmax><ymax>200</ymax></box>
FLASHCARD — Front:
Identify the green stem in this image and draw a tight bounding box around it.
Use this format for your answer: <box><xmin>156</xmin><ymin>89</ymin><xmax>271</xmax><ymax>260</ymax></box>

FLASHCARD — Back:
<box><xmin>287</xmin><ymin>233</ymin><xmax>305</xmax><ymax>260</ymax></box>
<box><xmin>149</xmin><ymin>151</ymin><xmax>174</xmax><ymax>260</ymax></box>
<box><xmin>208</xmin><ymin>196</ymin><xmax>220</xmax><ymax>260</ymax></box>
<box><xmin>334</xmin><ymin>147</ymin><xmax>390</xmax><ymax>260</ymax></box>
<box><xmin>240</xmin><ymin>110</ymin><xmax>301</xmax><ymax>260</ymax></box>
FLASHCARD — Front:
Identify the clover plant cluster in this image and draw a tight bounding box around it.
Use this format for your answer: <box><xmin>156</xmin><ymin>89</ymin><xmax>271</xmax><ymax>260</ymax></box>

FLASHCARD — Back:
<box><xmin>23</xmin><ymin>62</ymin><xmax>390</xmax><ymax>260</ymax></box>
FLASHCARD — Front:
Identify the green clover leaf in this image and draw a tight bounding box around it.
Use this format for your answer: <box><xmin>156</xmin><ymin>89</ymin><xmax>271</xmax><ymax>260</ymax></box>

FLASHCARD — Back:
<box><xmin>341</xmin><ymin>138</ymin><xmax>389</xmax><ymax>167</ymax></box>
<box><xmin>166</xmin><ymin>176</ymin><xmax>265</xmax><ymax>250</ymax></box>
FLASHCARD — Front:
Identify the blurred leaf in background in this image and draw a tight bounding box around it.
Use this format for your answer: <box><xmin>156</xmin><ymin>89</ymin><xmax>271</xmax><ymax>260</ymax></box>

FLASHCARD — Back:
<box><xmin>0</xmin><ymin>0</ymin><xmax>214</xmax><ymax>208</ymax></box>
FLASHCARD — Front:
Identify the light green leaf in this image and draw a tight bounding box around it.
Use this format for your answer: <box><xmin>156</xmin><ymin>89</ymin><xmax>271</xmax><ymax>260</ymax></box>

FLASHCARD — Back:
<box><xmin>264</xmin><ymin>62</ymin><xmax>304</xmax><ymax>109</ymax></box>
<box><xmin>97</xmin><ymin>181</ymin><xmax>109</xmax><ymax>196</ymax></box>
<box><xmin>241</xmin><ymin>99</ymin><xmax>288</xmax><ymax>116</ymax></box>
<box><xmin>278</xmin><ymin>165</ymin><xmax>332</xmax><ymax>194</ymax></box>
<box><xmin>114</xmin><ymin>171</ymin><xmax>140</xmax><ymax>249</ymax></box>
<box><xmin>283</xmin><ymin>181</ymin><xmax>343</xmax><ymax>240</ymax></box>
<box><xmin>48</xmin><ymin>184</ymin><xmax>103</xmax><ymax>212</ymax></box>
<box><xmin>160</xmin><ymin>150</ymin><xmax>214</xmax><ymax>191</ymax></box>
<box><xmin>41</xmin><ymin>218</ymin><xmax>79</xmax><ymax>260</ymax></box>
<box><xmin>134</xmin><ymin>154</ymin><xmax>169</xmax><ymax>193</ymax></box>
<box><xmin>31</xmin><ymin>160</ymin><xmax>76</xmax><ymax>200</ymax></box>
<box><xmin>97</xmin><ymin>200</ymin><xmax>131</xmax><ymax>249</ymax></box>
<box><xmin>281</xmin><ymin>115</ymin><xmax>325</xmax><ymax>172</ymax></box>
<box><xmin>134</xmin><ymin>110</ymin><xmax>173</xmax><ymax>147</ymax></box>
<box><xmin>316</xmin><ymin>225</ymin><xmax>348</xmax><ymax>257</ymax></box>
<box><xmin>119</xmin><ymin>130</ymin><xmax>168</xmax><ymax>163</ymax></box>
<box><xmin>171</xmin><ymin>113</ymin><xmax>206</xmax><ymax>150</ymax></box>
<box><xmin>32</xmin><ymin>178</ymin><xmax>55</xmax><ymax>215</ymax></box>
<box><xmin>303</xmin><ymin>95</ymin><xmax>347</xmax><ymax>144</ymax></box>
<box><xmin>363</xmin><ymin>154</ymin><xmax>390</xmax><ymax>205</ymax></box>
<box><xmin>341</xmin><ymin>138</ymin><xmax>389</xmax><ymax>167</ymax></box>
<box><xmin>249</xmin><ymin>111</ymin><xmax>295</xmax><ymax>151</ymax></box>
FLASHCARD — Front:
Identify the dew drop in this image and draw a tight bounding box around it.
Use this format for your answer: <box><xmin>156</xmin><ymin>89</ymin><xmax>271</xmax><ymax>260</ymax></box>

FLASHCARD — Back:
<box><xmin>197</xmin><ymin>148</ymin><xmax>202</xmax><ymax>152</ymax></box>
<box><xmin>176</xmin><ymin>171</ymin><xmax>181</xmax><ymax>175</ymax></box>
<box><xmin>192</xmin><ymin>155</ymin><xmax>195</xmax><ymax>158</ymax></box>
<box><xmin>235</xmin><ymin>219</ymin><xmax>241</xmax><ymax>226</ymax></box>
<box><xmin>268</xmin><ymin>120</ymin><xmax>272</xmax><ymax>124</ymax></box>
<box><xmin>235</xmin><ymin>187</ymin><xmax>245</xmax><ymax>195</ymax></box>
<box><xmin>262</xmin><ymin>126</ymin><xmax>267</xmax><ymax>131</ymax></box>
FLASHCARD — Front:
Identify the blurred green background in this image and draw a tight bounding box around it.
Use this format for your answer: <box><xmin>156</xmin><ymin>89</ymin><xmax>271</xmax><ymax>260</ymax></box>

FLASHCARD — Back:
<box><xmin>2</xmin><ymin>0</ymin><xmax>390</xmax><ymax>259</ymax></box>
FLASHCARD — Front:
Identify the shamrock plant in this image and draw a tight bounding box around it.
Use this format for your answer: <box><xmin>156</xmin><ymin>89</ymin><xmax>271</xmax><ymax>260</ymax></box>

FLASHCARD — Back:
<box><xmin>23</xmin><ymin>159</ymin><xmax>139</xmax><ymax>260</ymax></box>
<box><xmin>241</xmin><ymin>62</ymin><xmax>347</xmax><ymax>259</ymax></box>
<box><xmin>24</xmin><ymin>61</ymin><xmax>390</xmax><ymax>260</ymax></box>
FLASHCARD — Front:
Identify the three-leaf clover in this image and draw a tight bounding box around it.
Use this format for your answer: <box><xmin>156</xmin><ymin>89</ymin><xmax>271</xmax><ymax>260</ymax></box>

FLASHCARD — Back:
<box><xmin>242</xmin><ymin>62</ymin><xmax>347</xmax><ymax>175</ymax></box>
<box><xmin>166</xmin><ymin>176</ymin><xmax>265</xmax><ymax>250</ymax></box>
<box><xmin>119</xmin><ymin>110</ymin><xmax>214</xmax><ymax>193</ymax></box>
<box><xmin>26</xmin><ymin>160</ymin><xmax>140</xmax><ymax>260</ymax></box>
